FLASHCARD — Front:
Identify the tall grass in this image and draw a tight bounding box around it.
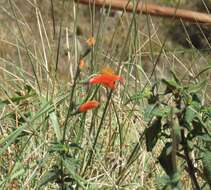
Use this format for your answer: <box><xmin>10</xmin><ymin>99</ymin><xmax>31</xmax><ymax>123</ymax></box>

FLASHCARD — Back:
<box><xmin>0</xmin><ymin>0</ymin><xmax>211</xmax><ymax>189</ymax></box>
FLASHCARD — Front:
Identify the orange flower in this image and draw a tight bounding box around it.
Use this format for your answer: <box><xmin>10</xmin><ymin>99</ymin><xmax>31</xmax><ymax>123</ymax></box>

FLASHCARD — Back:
<box><xmin>86</xmin><ymin>37</ymin><xmax>96</xmax><ymax>46</ymax></box>
<box><xmin>79</xmin><ymin>59</ymin><xmax>86</xmax><ymax>70</ymax></box>
<box><xmin>100</xmin><ymin>65</ymin><xmax>115</xmax><ymax>76</ymax></box>
<box><xmin>89</xmin><ymin>74</ymin><xmax>124</xmax><ymax>89</ymax></box>
<box><xmin>79</xmin><ymin>100</ymin><xmax>100</xmax><ymax>112</ymax></box>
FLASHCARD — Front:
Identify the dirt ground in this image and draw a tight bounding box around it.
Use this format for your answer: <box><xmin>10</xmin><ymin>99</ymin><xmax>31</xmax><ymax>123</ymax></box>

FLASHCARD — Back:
<box><xmin>0</xmin><ymin>0</ymin><xmax>211</xmax><ymax>84</ymax></box>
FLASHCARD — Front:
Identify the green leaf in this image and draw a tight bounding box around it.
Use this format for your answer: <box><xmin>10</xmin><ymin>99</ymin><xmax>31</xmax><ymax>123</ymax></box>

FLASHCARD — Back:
<box><xmin>49</xmin><ymin>143</ymin><xmax>69</xmax><ymax>154</ymax></box>
<box><xmin>144</xmin><ymin>104</ymin><xmax>158</xmax><ymax>122</ymax></box>
<box><xmin>188</xmin><ymin>80</ymin><xmax>206</xmax><ymax>93</ymax></box>
<box><xmin>0</xmin><ymin>124</ymin><xmax>26</xmax><ymax>155</ymax></box>
<box><xmin>202</xmin><ymin>151</ymin><xmax>211</xmax><ymax>186</ymax></box>
<box><xmin>0</xmin><ymin>92</ymin><xmax>36</xmax><ymax>107</ymax></box>
<box><xmin>69</xmin><ymin>143</ymin><xmax>82</xmax><ymax>150</ymax></box>
<box><xmin>202</xmin><ymin>107</ymin><xmax>211</xmax><ymax>117</ymax></box>
<box><xmin>30</xmin><ymin>100</ymin><xmax>54</xmax><ymax>123</ymax></box>
<box><xmin>172</xmin><ymin>118</ymin><xmax>181</xmax><ymax>143</ymax></box>
<box><xmin>189</xmin><ymin>119</ymin><xmax>204</xmax><ymax>138</ymax></box>
<box><xmin>126</xmin><ymin>87</ymin><xmax>152</xmax><ymax>104</ymax></box>
<box><xmin>145</xmin><ymin>117</ymin><xmax>161</xmax><ymax>151</ymax></box>
<box><xmin>50</xmin><ymin>111</ymin><xmax>62</xmax><ymax>142</ymax></box>
<box><xmin>197</xmin><ymin>134</ymin><xmax>211</xmax><ymax>143</ymax></box>
<box><xmin>170</xmin><ymin>70</ymin><xmax>181</xmax><ymax>85</ymax></box>
<box><xmin>10</xmin><ymin>162</ymin><xmax>25</xmax><ymax>180</ymax></box>
<box><xmin>0</xmin><ymin>94</ymin><xmax>67</xmax><ymax>157</ymax></box>
<box><xmin>162</xmin><ymin>78</ymin><xmax>181</xmax><ymax>93</ymax></box>
<box><xmin>162</xmin><ymin>79</ymin><xmax>178</xmax><ymax>89</ymax></box>
<box><xmin>158</xmin><ymin>143</ymin><xmax>175</xmax><ymax>176</ymax></box>
<box><xmin>37</xmin><ymin>168</ymin><xmax>59</xmax><ymax>188</ymax></box>
<box><xmin>153</xmin><ymin>106</ymin><xmax>178</xmax><ymax>118</ymax></box>
<box><xmin>63</xmin><ymin>158</ymin><xmax>86</xmax><ymax>189</ymax></box>
<box><xmin>185</xmin><ymin>106</ymin><xmax>196</xmax><ymax>124</ymax></box>
<box><xmin>144</xmin><ymin>104</ymin><xmax>179</xmax><ymax>122</ymax></box>
<box><xmin>156</xmin><ymin>173</ymin><xmax>182</xmax><ymax>190</ymax></box>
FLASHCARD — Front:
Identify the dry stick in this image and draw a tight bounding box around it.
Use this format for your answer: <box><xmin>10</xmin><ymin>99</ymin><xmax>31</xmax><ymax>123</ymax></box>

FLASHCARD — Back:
<box><xmin>50</xmin><ymin>0</ymin><xmax>56</xmax><ymax>39</ymax></box>
<box><xmin>77</xmin><ymin>0</ymin><xmax>211</xmax><ymax>24</ymax></box>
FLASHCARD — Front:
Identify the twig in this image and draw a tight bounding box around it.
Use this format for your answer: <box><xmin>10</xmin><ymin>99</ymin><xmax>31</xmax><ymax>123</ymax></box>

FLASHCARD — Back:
<box><xmin>77</xmin><ymin>0</ymin><xmax>211</xmax><ymax>24</ymax></box>
<box><xmin>181</xmin><ymin>130</ymin><xmax>201</xmax><ymax>190</ymax></box>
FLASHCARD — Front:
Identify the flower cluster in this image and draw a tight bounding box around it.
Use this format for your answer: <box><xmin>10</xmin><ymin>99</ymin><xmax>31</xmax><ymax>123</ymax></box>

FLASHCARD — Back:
<box><xmin>77</xmin><ymin>38</ymin><xmax>123</xmax><ymax>113</ymax></box>
<box><xmin>89</xmin><ymin>65</ymin><xmax>124</xmax><ymax>90</ymax></box>
<box><xmin>89</xmin><ymin>74</ymin><xmax>123</xmax><ymax>89</ymax></box>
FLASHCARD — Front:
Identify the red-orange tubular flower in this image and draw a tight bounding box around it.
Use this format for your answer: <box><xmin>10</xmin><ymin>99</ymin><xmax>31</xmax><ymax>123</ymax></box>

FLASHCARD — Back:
<box><xmin>79</xmin><ymin>100</ymin><xmax>100</xmax><ymax>112</ymax></box>
<box><xmin>89</xmin><ymin>74</ymin><xmax>124</xmax><ymax>89</ymax></box>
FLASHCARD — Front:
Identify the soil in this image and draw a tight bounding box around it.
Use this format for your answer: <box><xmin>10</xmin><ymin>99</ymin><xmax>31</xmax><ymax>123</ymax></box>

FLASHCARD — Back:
<box><xmin>1</xmin><ymin>0</ymin><xmax>211</xmax><ymax>81</ymax></box>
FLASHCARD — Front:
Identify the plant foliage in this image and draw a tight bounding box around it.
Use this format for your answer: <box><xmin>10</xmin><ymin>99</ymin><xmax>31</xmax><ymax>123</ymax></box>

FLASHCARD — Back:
<box><xmin>143</xmin><ymin>72</ymin><xmax>211</xmax><ymax>189</ymax></box>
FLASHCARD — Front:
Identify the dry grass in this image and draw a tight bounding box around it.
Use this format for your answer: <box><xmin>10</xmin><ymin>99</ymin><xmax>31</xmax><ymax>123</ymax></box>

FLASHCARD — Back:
<box><xmin>0</xmin><ymin>0</ymin><xmax>211</xmax><ymax>189</ymax></box>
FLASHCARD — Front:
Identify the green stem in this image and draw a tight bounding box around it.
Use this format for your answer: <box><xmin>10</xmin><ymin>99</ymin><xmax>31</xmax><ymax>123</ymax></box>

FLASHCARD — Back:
<box><xmin>112</xmin><ymin>100</ymin><xmax>123</xmax><ymax>174</ymax></box>
<box><xmin>83</xmin><ymin>90</ymin><xmax>113</xmax><ymax>174</ymax></box>
<box><xmin>181</xmin><ymin>130</ymin><xmax>200</xmax><ymax>190</ymax></box>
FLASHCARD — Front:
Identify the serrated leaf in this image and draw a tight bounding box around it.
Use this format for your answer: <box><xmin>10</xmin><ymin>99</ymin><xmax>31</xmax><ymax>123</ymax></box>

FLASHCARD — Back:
<box><xmin>145</xmin><ymin>117</ymin><xmax>161</xmax><ymax>151</ymax></box>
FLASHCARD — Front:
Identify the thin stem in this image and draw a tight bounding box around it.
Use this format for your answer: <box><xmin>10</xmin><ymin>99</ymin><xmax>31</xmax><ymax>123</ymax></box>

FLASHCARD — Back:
<box><xmin>60</xmin><ymin>158</ymin><xmax>65</xmax><ymax>190</ymax></box>
<box><xmin>8</xmin><ymin>0</ymin><xmax>41</xmax><ymax>94</ymax></box>
<box><xmin>62</xmin><ymin>62</ymin><xmax>81</xmax><ymax>142</ymax></box>
<box><xmin>82</xmin><ymin>90</ymin><xmax>113</xmax><ymax>174</ymax></box>
<box><xmin>181</xmin><ymin>130</ymin><xmax>200</xmax><ymax>190</ymax></box>
<box><xmin>116</xmin><ymin>132</ymin><xmax>144</xmax><ymax>185</ymax></box>
<box><xmin>50</xmin><ymin>0</ymin><xmax>56</xmax><ymax>39</ymax></box>
<box><xmin>112</xmin><ymin>100</ymin><xmax>123</xmax><ymax>174</ymax></box>
<box><xmin>55</xmin><ymin>0</ymin><xmax>65</xmax><ymax>74</ymax></box>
